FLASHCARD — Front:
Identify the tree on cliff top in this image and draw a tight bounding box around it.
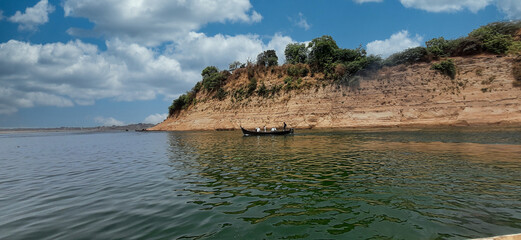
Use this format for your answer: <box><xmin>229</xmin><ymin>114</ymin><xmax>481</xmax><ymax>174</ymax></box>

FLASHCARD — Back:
<box><xmin>285</xmin><ymin>43</ymin><xmax>307</xmax><ymax>64</ymax></box>
<box><xmin>257</xmin><ymin>50</ymin><xmax>278</xmax><ymax>67</ymax></box>
<box><xmin>201</xmin><ymin>66</ymin><xmax>227</xmax><ymax>91</ymax></box>
<box><xmin>307</xmin><ymin>35</ymin><xmax>339</xmax><ymax>72</ymax></box>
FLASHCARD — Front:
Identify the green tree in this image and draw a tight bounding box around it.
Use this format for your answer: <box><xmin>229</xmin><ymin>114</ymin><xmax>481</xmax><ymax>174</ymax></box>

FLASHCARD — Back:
<box><xmin>284</xmin><ymin>43</ymin><xmax>307</xmax><ymax>64</ymax></box>
<box><xmin>307</xmin><ymin>35</ymin><xmax>339</xmax><ymax>71</ymax></box>
<box><xmin>229</xmin><ymin>61</ymin><xmax>242</xmax><ymax>71</ymax></box>
<box><xmin>201</xmin><ymin>66</ymin><xmax>226</xmax><ymax>91</ymax></box>
<box><xmin>257</xmin><ymin>50</ymin><xmax>278</xmax><ymax>67</ymax></box>
<box><xmin>334</xmin><ymin>47</ymin><xmax>365</xmax><ymax>63</ymax></box>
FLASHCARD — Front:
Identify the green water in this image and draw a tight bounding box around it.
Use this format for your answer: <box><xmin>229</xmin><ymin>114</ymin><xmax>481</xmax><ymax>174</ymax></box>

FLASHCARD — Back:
<box><xmin>1</xmin><ymin>128</ymin><xmax>520</xmax><ymax>239</ymax></box>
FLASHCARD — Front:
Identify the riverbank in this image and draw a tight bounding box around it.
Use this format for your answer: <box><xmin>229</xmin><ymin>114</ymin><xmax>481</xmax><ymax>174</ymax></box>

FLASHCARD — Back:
<box><xmin>0</xmin><ymin>123</ymin><xmax>154</xmax><ymax>134</ymax></box>
<box><xmin>151</xmin><ymin>55</ymin><xmax>521</xmax><ymax>131</ymax></box>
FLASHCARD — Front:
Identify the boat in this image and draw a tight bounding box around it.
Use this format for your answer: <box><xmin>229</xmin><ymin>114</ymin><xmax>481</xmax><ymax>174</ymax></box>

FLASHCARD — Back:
<box><xmin>240</xmin><ymin>126</ymin><xmax>294</xmax><ymax>136</ymax></box>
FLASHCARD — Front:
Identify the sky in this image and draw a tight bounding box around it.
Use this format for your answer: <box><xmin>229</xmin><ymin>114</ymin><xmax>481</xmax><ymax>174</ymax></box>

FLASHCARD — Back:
<box><xmin>0</xmin><ymin>0</ymin><xmax>520</xmax><ymax>128</ymax></box>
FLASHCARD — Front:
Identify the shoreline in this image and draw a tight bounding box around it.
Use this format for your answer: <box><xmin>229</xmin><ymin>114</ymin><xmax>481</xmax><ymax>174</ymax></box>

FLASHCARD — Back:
<box><xmin>147</xmin><ymin>121</ymin><xmax>521</xmax><ymax>132</ymax></box>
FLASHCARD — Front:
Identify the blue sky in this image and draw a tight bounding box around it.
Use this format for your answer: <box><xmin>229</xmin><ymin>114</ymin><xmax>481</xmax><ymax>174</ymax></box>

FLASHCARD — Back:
<box><xmin>0</xmin><ymin>0</ymin><xmax>519</xmax><ymax>128</ymax></box>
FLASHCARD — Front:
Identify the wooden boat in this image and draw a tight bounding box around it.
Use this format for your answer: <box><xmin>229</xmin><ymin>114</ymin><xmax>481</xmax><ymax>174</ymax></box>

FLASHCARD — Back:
<box><xmin>241</xmin><ymin>126</ymin><xmax>294</xmax><ymax>136</ymax></box>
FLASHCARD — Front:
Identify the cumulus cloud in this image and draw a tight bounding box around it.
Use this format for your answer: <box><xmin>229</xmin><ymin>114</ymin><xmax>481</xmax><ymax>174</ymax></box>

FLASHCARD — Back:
<box><xmin>289</xmin><ymin>12</ymin><xmax>311</xmax><ymax>31</ymax></box>
<box><xmin>496</xmin><ymin>0</ymin><xmax>521</xmax><ymax>19</ymax></box>
<box><xmin>0</xmin><ymin>39</ymin><xmax>194</xmax><ymax>114</ymax></box>
<box><xmin>355</xmin><ymin>0</ymin><xmax>520</xmax><ymax>19</ymax></box>
<box><xmin>353</xmin><ymin>0</ymin><xmax>383</xmax><ymax>3</ymax></box>
<box><xmin>143</xmin><ymin>113</ymin><xmax>168</xmax><ymax>124</ymax></box>
<box><xmin>8</xmin><ymin>0</ymin><xmax>55</xmax><ymax>30</ymax></box>
<box><xmin>94</xmin><ymin>116</ymin><xmax>125</xmax><ymax>126</ymax></box>
<box><xmin>0</xmin><ymin>31</ymin><xmax>293</xmax><ymax>114</ymax></box>
<box><xmin>366</xmin><ymin>30</ymin><xmax>423</xmax><ymax>58</ymax></box>
<box><xmin>399</xmin><ymin>0</ymin><xmax>492</xmax><ymax>13</ymax></box>
<box><xmin>171</xmin><ymin>32</ymin><xmax>293</xmax><ymax>70</ymax></box>
<box><xmin>63</xmin><ymin>0</ymin><xmax>263</xmax><ymax>46</ymax></box>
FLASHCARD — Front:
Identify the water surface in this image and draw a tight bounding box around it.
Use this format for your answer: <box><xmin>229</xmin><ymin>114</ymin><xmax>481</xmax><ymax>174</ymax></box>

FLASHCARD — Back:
<box><xmin>1</xmin><ymin>128</ymin><xmax>520</xmax><ymax>239</ymax></box>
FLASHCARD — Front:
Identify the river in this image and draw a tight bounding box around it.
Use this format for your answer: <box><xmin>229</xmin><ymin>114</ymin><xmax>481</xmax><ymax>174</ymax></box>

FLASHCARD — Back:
<box><xmin>1</xmin><ymin>128</ymin><xmax>520</xmax><ymax>239</ymax></box>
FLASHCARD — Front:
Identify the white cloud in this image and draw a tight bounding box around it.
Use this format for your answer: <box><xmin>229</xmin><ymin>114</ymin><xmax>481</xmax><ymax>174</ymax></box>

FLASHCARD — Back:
<box><xmin>0</xmin><ymin>39</ymin><xmax>195</xmax><ymax>114</ymax></box>
<box><xmin>291</xmin><ymin>12</ymin><xmax>311</xmax><ymax>31</ymax></box>
<box><xmin>94</xmin><ymin>116</ymin><xmax>125</xmax><ymax>126</ymax></box>
<box><xmin>399</xmin><ymin>0</ymin><xmax>492</xmax><ymax>13</ymax></box>
<box><xmin>353</xmin><ymin>0</ymin><xmax>383</xmax><ymax>3</ymax></box>
<box><xmin>8</xmin><ymin>0</ymin><xmax>55</xmax><ymax>30</ymax></box>
<box><xmin>143</xmin><ymin>113</ymin><xmax>168</xmax><ymax>124</ymax></box>
<box><xmin>356</xmin><ymin>0</ymin><xmax>520</xmax><ymax>19</ymax></box>
<box><xmin>0</xmin><ymin>10</ymin><xmax>4</xmax><ymax>20</ymax></box>
<box><xmin>0</xmin><ymin>31</ymin><xmax>293</xmax><ymax>115</ymax></box>
<box><xmin>366</xmin><ymin>30</ymin><xmax>423</xmax><ymax>58</ymax></box>
<box><xmin>496</xmin><ymin>0</ymin><xmax>521</xmax><ymax>19</ymax></box>
<box><xmin>171</xmin><ymin>32</ymin><xmax>293</xmax><ymax>70</ymax></box>
<box><xmin>63</xmin><ymin>0</ymin><xmax>262</xmax><ymax>46</ymax></box>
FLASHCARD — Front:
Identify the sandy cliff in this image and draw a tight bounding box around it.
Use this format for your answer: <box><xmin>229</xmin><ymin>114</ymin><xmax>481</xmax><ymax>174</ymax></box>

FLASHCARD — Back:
<box><xmin>151</xmin><ymin>55</ymin><xmax>521</xmax><ymax>131</ymax></box>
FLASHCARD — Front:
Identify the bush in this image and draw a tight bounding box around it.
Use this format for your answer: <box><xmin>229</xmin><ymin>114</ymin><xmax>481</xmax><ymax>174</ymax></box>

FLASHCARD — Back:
<box><xmin>257</xmin><ymin>83</ymin><xmax>268</xmax><ymax>97</ymax></box>
<box><xmin>232</xmin><ymin>88</ymin><xmax>246</xmax><ymax>102</ymax></box>
<box><xmin>484</xmin><ymin>34</ymin><xmax>513</xmax><ymax>54</ymax></box>
<box><xmin>215</xmin><ymin>88</ymin><xmax>227</xmax><ymax>100</ymax></box>
<box><xmin>508</xmin><ymin>41</ymin><xmax>521</xmax><ymax>55</ymax></box>
<box><xmin>192</xmin><ymin>81</ymin><xmax>202</xmax><ymax>93</ymax></box>
<box><xmin>426</xmin><ymin>37</ymin><xmax>450</xmax><ymax>57</ymax></box>
<box><xmin>384</xmin><ymin>47</ymin><xmax>428</xmax><ymax>66</ymax></box>
<box><xmin>286</xmin><ymin>64</ymin><xmax>309</xmax><ymax>77</ymax></box>
<box><xmin>447</xmin><ymin>37</ymin><xmax>483</xmax><ymax>56</ymax></box>
<box><xmin>431</xmin><ymin>59</ymin><xmax>456</xmax><ymax>79</ymax></box>
<box><xmin>247</xmin><ymin>77</ymin><xmax>257</xmax><ymax>95</ymax></box>
<box><xmin>168</xmin><ymin>91</ymin><xmax>196</xmax><ymax>116</ymax></box>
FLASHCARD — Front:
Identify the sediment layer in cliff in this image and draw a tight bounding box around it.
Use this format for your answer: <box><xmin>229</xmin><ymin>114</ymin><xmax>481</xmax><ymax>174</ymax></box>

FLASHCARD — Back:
<box><xmin>151</xmin><ymin>55</ymin><xmax>521</xmax><ymax>131</ymax></box>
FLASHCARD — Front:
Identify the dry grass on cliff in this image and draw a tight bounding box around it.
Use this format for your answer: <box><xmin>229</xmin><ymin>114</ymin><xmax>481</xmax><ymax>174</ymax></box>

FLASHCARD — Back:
<box><xmin>513</xmin><ymin>57</ymin><xmax>521</xmax><ymax>87</ymax></box>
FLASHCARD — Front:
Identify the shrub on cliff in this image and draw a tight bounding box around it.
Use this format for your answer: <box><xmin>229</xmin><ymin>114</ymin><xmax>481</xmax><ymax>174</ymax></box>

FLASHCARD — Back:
<box><xmin>286</xmin><ymin>64</ymin><xmax>309</xmax><ymax>77</ymax></box>
<box><xmin>215</xmin><ymin>88</ymin><xmax>227</xmax><ymax>100</ymax></box>
<box><xmin>257</xmin><ymin>83</ymin><xmax>268</xmax><ymax>97</ymax></box>
<box><xmin>168</xmin><ymin>91</ymin><xmax>196</xmax><ymax>116</ymax></box>
<box><xmin>431</xmin><ymin>59</ymin><xmax>456</xmax><ymax>79</ymax></box>
<box><xmin>384</xmin><ymin>47</ymin><xmax>428</xmax><ymax>66</ymax></box>
<box><xmin>426</xmin><ymin>37</ymin><xmax>450</xmax><ymax>58</ymax></box>
<box><xmin>247</xmin><ymin>77</ymin><xmax>257</xmax><ymax>95</ymax></box>
<box><xmin>202</xmin><ymin>66</ymin><xmax>228</xmax><ymax>91</ymax></box>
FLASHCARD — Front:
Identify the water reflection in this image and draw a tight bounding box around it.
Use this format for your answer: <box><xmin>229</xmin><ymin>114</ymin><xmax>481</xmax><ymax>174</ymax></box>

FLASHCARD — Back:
<box><xmin>166</xmin><ymin>129</ymin><xmax>521</xmax><ymax>239</ymax></box>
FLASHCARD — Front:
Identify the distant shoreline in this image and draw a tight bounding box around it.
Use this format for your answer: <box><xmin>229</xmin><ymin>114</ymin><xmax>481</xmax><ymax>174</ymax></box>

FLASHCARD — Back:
<box><xmin>0</xmin><ymin>123</ymin><xmax>155</xmax><ymax>134</ymax></box>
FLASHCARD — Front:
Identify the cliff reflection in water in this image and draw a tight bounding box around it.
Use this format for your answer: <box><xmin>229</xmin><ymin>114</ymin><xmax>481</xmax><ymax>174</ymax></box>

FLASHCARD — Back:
<box><xmin>165</xmin><ymin>128</ymin><xmax>521</xmax><ymax>239</ymax></box>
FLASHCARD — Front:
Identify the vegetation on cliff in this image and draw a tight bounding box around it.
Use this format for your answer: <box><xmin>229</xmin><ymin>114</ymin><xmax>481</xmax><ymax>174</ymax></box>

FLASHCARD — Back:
<box><xmin>168</xmin><ymin>21</ymin><xmax>521</xmax><ymax>117</ymax></box>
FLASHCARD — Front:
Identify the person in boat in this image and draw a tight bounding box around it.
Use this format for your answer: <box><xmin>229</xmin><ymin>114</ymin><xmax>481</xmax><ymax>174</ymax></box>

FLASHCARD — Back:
<box><xmin>283</xmin><ymin>122</ymin><xmax>287</xmax><ymax>130</ymax></box>
<box><xmin>256</xmin><ymin>127</ymin><xmax>260</xmax><ymax>132</ymax></box>
<box><xmin>264</xmin><ymin>126</ymin><xmax>266</xmax><ymax>132</ymax></box>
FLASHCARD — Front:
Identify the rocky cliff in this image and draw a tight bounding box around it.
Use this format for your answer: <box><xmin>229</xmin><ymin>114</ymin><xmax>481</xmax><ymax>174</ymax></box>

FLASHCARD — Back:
<box><xmin>151</xmin><ymin>55</ymin><xmax>521</xmax><ymax>131</ymax></box>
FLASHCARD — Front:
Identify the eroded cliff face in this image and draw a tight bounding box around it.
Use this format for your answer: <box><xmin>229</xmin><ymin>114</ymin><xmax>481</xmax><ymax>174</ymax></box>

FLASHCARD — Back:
<box><xmin>151</xmin><ymin>55</ymin><xmax>521</xmax><ymax>131</ymax></box>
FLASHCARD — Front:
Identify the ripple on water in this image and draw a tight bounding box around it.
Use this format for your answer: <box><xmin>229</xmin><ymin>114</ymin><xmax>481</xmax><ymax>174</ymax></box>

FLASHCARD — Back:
<box><xmin>0</xmin><ymin>128</ymin><xmax>520</xmax><ymax>239</ymax></box>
